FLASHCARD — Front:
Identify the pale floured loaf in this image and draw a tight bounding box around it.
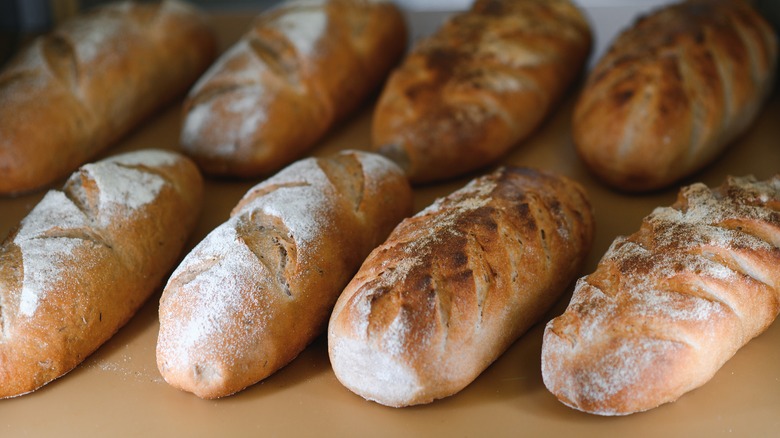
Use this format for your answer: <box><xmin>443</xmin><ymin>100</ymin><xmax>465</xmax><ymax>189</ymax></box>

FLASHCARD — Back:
<box><xmin>180</xmin><ymin>0</ymin><xmax>407</xmax><ymax>178</ymax></box>
<box><xmin>542</xmin><ymin>175</ymin><xmax>780</xmax><ymax>415</ymax></box>
<box><xmin>156</xmin><ymin>150</ymin><xmax>412</xmax><ymax>399</ymax></box>
<box><xmin>328</xmin><ymin>167</ymin><xmax>595</xmax><ymax>407</ymax></box>
<box><xmin>0</xmin><ymin>149</ymin><xmax>203</xmax><ymax>398</ymax></box>
<box><xmin>0</xmin><ymin>0</ymin><xmax>217</xmax><ymax>195</ymax></box>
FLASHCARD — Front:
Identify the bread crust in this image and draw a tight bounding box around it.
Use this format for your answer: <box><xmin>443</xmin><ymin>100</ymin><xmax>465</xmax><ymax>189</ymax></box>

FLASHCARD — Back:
<box><xmin>0</xmin><ymin>0</ymin><xmax>217</xmax><ymax>196</ymax></box>
<box><xmin>372</xmin><ymin>0</ymin><xmax>592</xmax><ymax>184</ymax></box>
<box><xmin>180</xmin><ymin>0</ymin><xmax>407</xmax><ymax>178</ymax></box>
<box><xmin>0</xmin><ymin>149</ymin><xmax>204</xmax><ymax>399</ymax></box>
<box><xmin>542</xmin><ymin>175</ymin><xmax>780</xmax><ymax>415</ymax></box>
<box><xmin>156</xmin><ymin>150</ymin><xmax>412</xmax><ymax>399</ymax></box>
<box><xmin>328</xmin><ymin>167</ymin><xmax>595</xmax><ymax>407</ymax></box>
<box><xmin>573</xmin><ymin>0</ymin><xmax>778</xmax><ymax>192</ymax></box>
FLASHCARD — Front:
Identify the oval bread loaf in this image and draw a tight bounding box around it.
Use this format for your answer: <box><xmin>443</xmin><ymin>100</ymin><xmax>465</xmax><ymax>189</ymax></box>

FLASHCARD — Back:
<box><xmin>573</xmin><ymin>0</ymin><xmax>777</xmax><ymax>192</ymax></box>
<box><xmin>156</xmin><ymin>150</ymin><xmax>413</xmax><ymax>399</ymax></box>
<box><xmin>328</xmin><ymin>167</ymin><xmax>595</xmax><ymax>407</ymax></box>
<box><xmin>542</xmin><ymin>175</ymin><xmax>780</xmax><ymax>415</ymax></box>
<box><xmin>372</xmin><ymin>0</ymin><xmax>592</xmax><ymax>184</ymax></box>
<box><xmin>0</xmin><ymin>149</ymin><xmax>204</xmax><ymax>398</ymax></box>
<box><xmin>180</xmin><ymin>0</ymin><xmax>407</xmax><ymax>178</ymax></box>
<box><xmin>0</xmin><ymin>0</ymin><xmax>217</xmax><ymax>196</ymax></box>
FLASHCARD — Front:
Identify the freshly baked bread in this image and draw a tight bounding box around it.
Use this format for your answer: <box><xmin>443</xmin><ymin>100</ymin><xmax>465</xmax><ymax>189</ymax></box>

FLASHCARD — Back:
<box><xmin>180</xmin><ymin>0</ymin><xmax>407</xmax><ymax>178</ymax></box>
<box><xmin>156</xmin><ymin>150</ymin><xmax>412</xmax><ymax>399</ymax></box>
<box><xmin>542</xmin><ymin>175</ymin><xmax>780</xmax><ymax>416</ymax></box>
<box><xmin>328</xmin><ymin>167</ymin><xmax>595</xmax><ymax>407</ymax></box>
<box><xmin>0</xmin><ymin>0</ymin><xmax>217</xmax><ymax>196</ymax></box>
<box><xmin>573</xmin><ymin>0</ymin><xmax>777</xmax><ymax>192</ymax></box>
<box><xmin>0</xmin><ymin>149</ymin><xmax>203</xmax><ymax>399</ymax></box>
<box><xmin>372</xmin><ymin>0</ymin><xmax>592</xmax><ymax>184</ymax></box>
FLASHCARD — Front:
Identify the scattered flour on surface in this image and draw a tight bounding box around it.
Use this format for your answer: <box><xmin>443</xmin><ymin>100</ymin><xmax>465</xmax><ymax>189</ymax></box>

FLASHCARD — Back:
<box><xmin>87</xmin><ymin>349</ymin><xmax>165</xmax><ymax>385</ymax></box>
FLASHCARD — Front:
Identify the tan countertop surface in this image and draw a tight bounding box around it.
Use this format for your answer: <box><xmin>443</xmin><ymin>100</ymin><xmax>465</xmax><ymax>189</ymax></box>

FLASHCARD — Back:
<box><xmin>1</xmin><ymin>7</ymin><xmax>779</xmax><ymax>437</ymax></box>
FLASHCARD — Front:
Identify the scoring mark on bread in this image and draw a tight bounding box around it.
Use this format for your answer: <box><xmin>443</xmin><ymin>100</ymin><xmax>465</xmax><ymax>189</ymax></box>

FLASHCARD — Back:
<box><xmin>235</xmin><ymin>213</ymin><xmax>296</xmax><ymax>299</ymax></box>
<box><xmin>728</xmin><ymin>13</ymin><xmax>763</xmax><ymax>88</ymax></box>
<box><xmin>247</xmin><ymin>37</ymin><xmax>299</xmax><ymax>85</ymax></box>
<box><xmin>64</xmin><ymin>160</ymin><xmax>174</xmax><ymax>220</ymax></box>
<box><xmin>232</xmin><ymin>181</ymin><xmax>308</xmax><ymax>215</ymax></box>
<box><xmin>115</xmin><ymin>162</ymin><xmax>176</xmax><ymax>192</ymax></box>
<box><xmin>62</xmin><ymin>170</ymin><xmax>101</xmax><ymax>220</ymax></box>
<box><xmin>186</xmin><ymin>84</ymin><xmax>253</xmax><ymax>113</ymax></box>
<box><xmin>0</xmin><ymin>71</ymin><xmax>35</xmax><ymax>91</ymax></box>
<box><xmin>316</xmin><ymin>155</ymin><xmax>365</xmax><ymax>213</ymax></box>
<box><xmin>166</xmin><ymin>257</ymin><xmax>220</xmax><ymax>290</ymax></box>
<box><xmin>253</xmin><ymin>4</ymin><xmax>326</xmax><ymax>62</ymax></box>
<box><xmin>464</xmin><ymin>231</ymin><xmax>494</xmax><ymax>327</ymax></box>
<box><xmin>41</xmin><ymin>34</ymin><xmax>80</xmax><ymax>92</ymax></box>
<box><xmin>32</xmin><ymin>227</ymin><xmax>111</xmax><ymax>251</ymax></box>
<box><xmin>127</xmin><ymin>2</ymin><xmax>163</xmax><ymax>27</ymax></box>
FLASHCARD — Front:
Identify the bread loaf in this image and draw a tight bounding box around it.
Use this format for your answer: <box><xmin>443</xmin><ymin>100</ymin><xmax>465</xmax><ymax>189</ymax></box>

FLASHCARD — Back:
<box><xmin>0</xmin><ymin>0</ymin><xmax>217</xmax><ymax>196</ymax></box>
<box><xmin>328</xmin><ymin>167</ymin><xmax>595</xmax><ymax>407</ymax></box>
<box><xmin>573</xmin><ymin>0</ymin><xmax>777</xmax><ymax>192</ymax></box>
<box><xmin>156</xmin><ymin>150</ymin><xmax>412</xmax><ymax>399</ymax></box>
<box><xmin>372</xmin><ymin>0</ymin><xmax>592</xmax><ymax>184</ymax></box>
<box><xmin>542</xmin><ymin>175</ymin><xmax>780</xmax><ymax>415</ymax></box>
<box><xmin>0</xmin><ymin>149</ymin><xmax>203</xmax><ymax>398</ymax></box>
<box><xmin>180</xmin><ymin>0</ymin><xmax>407</xmax><ymax>178</ymax></box>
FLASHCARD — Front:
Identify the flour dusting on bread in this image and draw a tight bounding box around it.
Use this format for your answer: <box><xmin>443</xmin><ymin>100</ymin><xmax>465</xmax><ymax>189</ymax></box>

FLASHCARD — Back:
<box><xmin>272</xmin><ymin>4</ymin><xmax>327</xmax><ymax>58</ymax></box>
<box><xmin>329</xmin><ymin>167</ymin><xmax>595</xmax><ymax>407</ymax></box>
<box><xmin>542</xmin><ymin>175</ymin><xmax>780</xmax><ymax>416</ymax></box>
<box><xmin>1</xmin><ymin>149</ymin><xmax>203</xmax><ymax>399</ymax></box>
<box><xmin>15</xmin><ymin>192</ymin><xmax>89</xmax><ymax>317</ymax></box>
<box><xmin>157</xmin><ymin>151</ymin><xmax>412</xmax><ymax>399</ymax></box>
<box><xmin>160</xmin><ymin>223</ymin><xmax>271</xmax><ymax>369</ymax></box>
<box><xmin>14</xmin><ymin>154</ymin><xmax>176</xmax><ymax>317</ymax></box>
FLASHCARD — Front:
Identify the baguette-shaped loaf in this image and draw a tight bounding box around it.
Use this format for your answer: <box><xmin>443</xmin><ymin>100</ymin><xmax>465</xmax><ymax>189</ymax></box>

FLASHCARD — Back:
<box><xmin>0</xmin><ymin>149</ymin><xmax>203</xmax><ymax>398</ymax></box>
<box><xmin>328</xmin><ymin>167</ymin><xmax>595</xmax><ymax>407</ymax></box>
<box><xmin>156</xmin><ymin>150</ymin><xmax>412</xmax><ymax>399</ymax></box>
<box><xmin>542</xmin><ymin>175</ymin><xmax>780</xmax><ymax>415</ymax></box>
<box><xmin>180</xmin><ymin>0</ymin><xmax>407</xmax><ymax>178</ymax></box>
<box><xmin>573</xmin><ymin>0</ymin><xmax>777</xmax><ymax>192</ymax></box>
<box><xmin>372</xmin><ymin>0</ymin><xmax>592</xmax><ymax>184</ymax></box>
<box><xmin>0</xmin><ymin>0</ymin><xmax>217</xmax><ymax>196</ymax></box>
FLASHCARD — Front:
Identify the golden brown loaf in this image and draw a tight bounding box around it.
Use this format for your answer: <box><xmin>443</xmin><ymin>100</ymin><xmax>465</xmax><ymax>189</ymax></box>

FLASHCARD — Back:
<box><xmin>0</xmin><ymin>149</ymin><xmax>203</xmax><ymax>399</ymax></box>
<box><xmin>328</xmin><ymin>167</ymin><xmax>595</xmax><ymax>407</ymax></box>
<box><xmin>180</xmin><ymin>0</ymin><xmax>407</xmax><ymax>178</ymax></box>
<box><xmin>156</xmin><ymin>150</ymin><xmax>413</xmax><ymax>399</ymax></box>
<box><xmin>0</xmin><ymin>0</ymin><xmax>217</xmax><ymax>196</ymax></box>
<box><xmin>372</xmin><ymin>0</ymin><xmax>592</xmax><ymax>184</ymax></box>
<box><xmin>573</xmin><ymin>0</ymin><xmax>777</xmax><ymax>192</ymax></box>
<box><xmin>542</xmin><ymin>175</ymin><xmax>780</xmax><ymax>416</ymax></box>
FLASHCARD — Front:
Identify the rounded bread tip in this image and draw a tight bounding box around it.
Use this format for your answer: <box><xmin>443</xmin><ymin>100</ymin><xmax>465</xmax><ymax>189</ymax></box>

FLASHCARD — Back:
<box><xmin>376</xmin><ymin>143</ymin><xmax>411</xmax><ymax>176</ymax></box>
<box><xmin>329</xmin><ymin>335</ymin><xmax>425</xmax><ymax>408</ymax></box>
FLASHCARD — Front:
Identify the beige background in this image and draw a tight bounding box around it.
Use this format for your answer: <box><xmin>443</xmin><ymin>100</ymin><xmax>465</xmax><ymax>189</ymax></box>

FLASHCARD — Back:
<box><xmin>1</xmin><ymin>6</ymin><xmax>779</xmax><ymax>437</ymax></box>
